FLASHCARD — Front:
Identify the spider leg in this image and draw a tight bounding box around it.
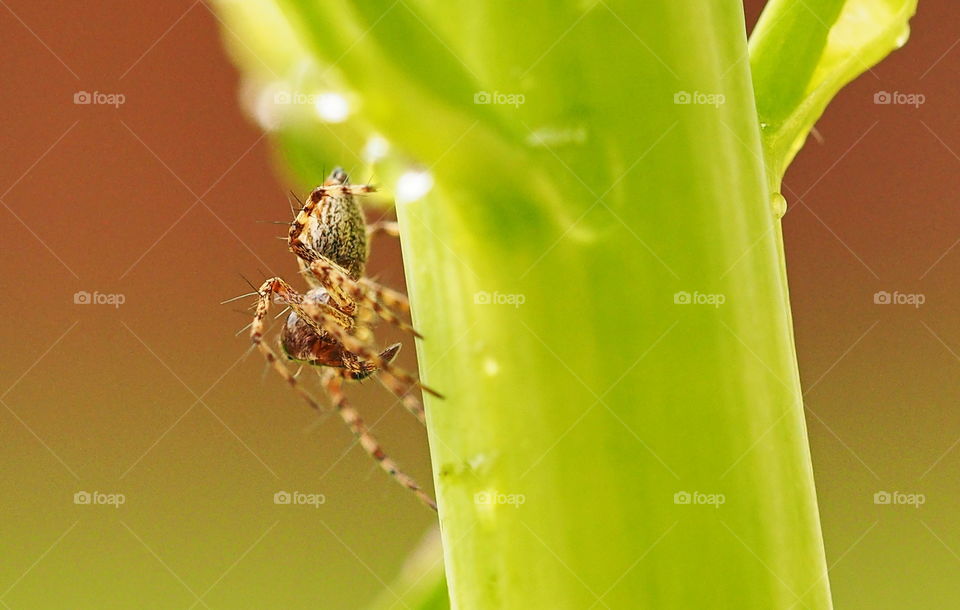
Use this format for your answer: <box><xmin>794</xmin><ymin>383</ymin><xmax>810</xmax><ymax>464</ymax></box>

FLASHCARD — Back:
<box><xmin>366</xmin><ymin>220</ymin><xmax>400</xmax><ymax>239</ymax></box>
<box><xmin>306</xmin><ymin>257</ymin><xmax>422</xmax><ymax>338</ymax></box>
<box><xmin>250</xmin><ymin>278</ymin><xmax>328</xmax><ymax>414</ymax></box>
<box><xmin>377</xmin><ymin>373</ymin><xmax>427</xmax><ymax>425</ymax></box>
<box><xmin>358</xmin><ymin>278</ymin><xmax>410</xmax><ymax>314</ymax></box>
<box><xmin>341</xmin><ymin>346</ymin><xmax>427</xmax><ymax>426</ymax></box>
<box><xmin>319</xmin><ymin>368</ymin><xmax>437</xmax><ymax>511</ymax></box>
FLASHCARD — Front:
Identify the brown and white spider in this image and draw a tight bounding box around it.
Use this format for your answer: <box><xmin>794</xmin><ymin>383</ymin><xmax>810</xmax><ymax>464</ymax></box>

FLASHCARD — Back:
<box><xmin>248</xmin><ymin>168</ymin><xmax>439</xmax><ymax>511</ymax></box>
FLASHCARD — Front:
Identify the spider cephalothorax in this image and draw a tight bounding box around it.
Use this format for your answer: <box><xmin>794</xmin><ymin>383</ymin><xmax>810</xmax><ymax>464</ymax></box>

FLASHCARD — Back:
<box><xmin>248</xmin><ymin>168</ymin><xmax>439</xmax><ymax>510</ymax></box>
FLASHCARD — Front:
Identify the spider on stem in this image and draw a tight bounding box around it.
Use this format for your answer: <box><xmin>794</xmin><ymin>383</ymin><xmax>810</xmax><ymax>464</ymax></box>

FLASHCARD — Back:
<box><xmin>241</xmin><ymin>168</ymin><xmax>439</xmax><ymax>511</ymax></box>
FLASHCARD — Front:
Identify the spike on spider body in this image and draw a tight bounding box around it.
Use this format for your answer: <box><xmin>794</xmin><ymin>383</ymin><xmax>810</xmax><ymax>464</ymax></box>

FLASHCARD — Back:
<box><xmin>248</xmin><ymin>168</ymin><xmax>438</xmax><ymax>511</ymax></box>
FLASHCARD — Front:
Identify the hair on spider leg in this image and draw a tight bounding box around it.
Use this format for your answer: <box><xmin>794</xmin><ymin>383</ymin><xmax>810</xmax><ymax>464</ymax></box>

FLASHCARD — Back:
<box><xmin>287</xmin><ymin>190</ymin><xmax>308</xmax><ymax>220</ymax></box>
<box><xmin>239</xmin><ymin>273</ymin><xmax>260</xmax><ymax>293</ymax></box>
<box><xmin>221</xmin><ymin>291</ymin><xmax>258</xmax><ymax>305</ymax></box>
<box><xmin>220</xmin><ymin>273</ymin><xmax>262</xmax><ymax>306</ymax></box>
<box><xmin>234</xmin><ymin>304</ymin><xmax>287</xmax><ymax>337</ymax></box>
<box><xmin>301</xmin><ymin>409</ymin><xmax>336</xmax><ymax>436</ymax></box>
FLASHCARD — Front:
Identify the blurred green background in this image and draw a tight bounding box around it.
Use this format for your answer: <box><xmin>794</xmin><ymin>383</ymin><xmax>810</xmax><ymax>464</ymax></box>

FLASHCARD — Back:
<box><xmin>0</xmin><ymin>0</ymin><xmax>958</xmax><ymax>608</ymax></box>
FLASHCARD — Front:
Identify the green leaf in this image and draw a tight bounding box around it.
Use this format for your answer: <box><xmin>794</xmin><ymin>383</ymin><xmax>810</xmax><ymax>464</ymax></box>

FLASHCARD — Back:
<box><xmin>750</xmin><ymin>0</ymin><xmax>919</xmax><ymax>188</ymax></box>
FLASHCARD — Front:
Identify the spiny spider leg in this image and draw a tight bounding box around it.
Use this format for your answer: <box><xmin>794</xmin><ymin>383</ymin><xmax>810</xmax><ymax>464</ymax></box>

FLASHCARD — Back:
<box><xmin>306</xmin><ymin>257</ymin><xmax>422</xmax><ymax>338</ymax></box>
<box><xmin>320</xmin><ymin>368</ymin><xmax>437</xmax><ymax>511</ymax></box>
<box><xmin>358</xmin><ymin>278</ymin><xmax>411</xmax><ymax>314</ymax></box>
<box><xmin>366</xmin><ymin>220</ymin><xmax>400</xmax><ymax>239</ymax></box>
<box><xmin>338</xmin><ymin>350</ymin><xmax>426</xmax><ymax>425</ymax></box>
<box><xmin>376</xmin><ymin>374</ymin><xmax>427</xmax><ymax>425</ymax></box>
<box><xmin>251</xmin><ymin>278</ymin><xmax>329</xmax><ymax>414</ymax></box>
<box><xmin>364</xmin><ymin>220</ymin><xmax>410</xmax><ymax>313</ymax></box>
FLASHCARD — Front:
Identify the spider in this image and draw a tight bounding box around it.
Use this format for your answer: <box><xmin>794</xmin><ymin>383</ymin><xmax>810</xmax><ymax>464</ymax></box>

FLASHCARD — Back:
<box><xmin>248</xmin><ymin>168</ymin><xmax>440</xmax><ymax>511</ymax></box>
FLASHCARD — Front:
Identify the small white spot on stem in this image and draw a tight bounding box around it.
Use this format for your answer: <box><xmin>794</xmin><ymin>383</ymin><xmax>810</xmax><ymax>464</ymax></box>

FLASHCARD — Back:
<box><xmin>396</xmin><ymin>170</ymin><xmax>434</xmax><ymax>203</ymax></box>
<box><xmin>363</xmin><ymin>135</ymin><xmax>390</xmax><ymax>163</ymax></box>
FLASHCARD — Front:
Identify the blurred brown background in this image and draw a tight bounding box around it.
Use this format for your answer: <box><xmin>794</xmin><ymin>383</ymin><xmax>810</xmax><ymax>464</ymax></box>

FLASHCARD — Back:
<box><xmin>0</xmin><ymin>1</ymin><xmax>958</xmax><ymax>608</ymax></box>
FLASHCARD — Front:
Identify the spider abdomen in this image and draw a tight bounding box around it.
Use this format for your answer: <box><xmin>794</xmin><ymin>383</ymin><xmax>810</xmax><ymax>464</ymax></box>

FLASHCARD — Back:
<box><xmin>280</xmin><ymin>288</ymin><xmax>348</xmax><ymax>367</ymax></box>
<box><xmin>309</xmin><ymin>193</ymin><xmax>367</xmax><ymax>279</ymax></box>
<box><xmin>289</xmin><ymin>168</ymin><xmax>368</xmax><ymax>281</ymax></box>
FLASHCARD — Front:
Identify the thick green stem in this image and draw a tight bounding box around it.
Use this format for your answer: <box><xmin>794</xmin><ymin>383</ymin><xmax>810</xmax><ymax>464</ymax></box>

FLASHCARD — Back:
<box><xmin>394</xmin><ymin>4</ymin><xmax>831</xmax><ymax>608</ymax></box>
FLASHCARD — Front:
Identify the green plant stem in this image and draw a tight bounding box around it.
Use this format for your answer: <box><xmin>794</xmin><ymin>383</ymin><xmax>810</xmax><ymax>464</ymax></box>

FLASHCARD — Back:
<box><xmin>391</xmin><ymin>4</ymin><xmax>832</xmax><ymax>608</ymax></box>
